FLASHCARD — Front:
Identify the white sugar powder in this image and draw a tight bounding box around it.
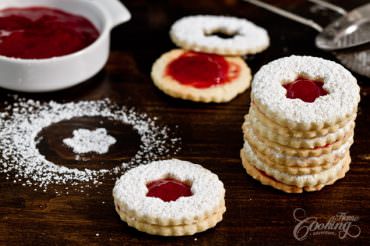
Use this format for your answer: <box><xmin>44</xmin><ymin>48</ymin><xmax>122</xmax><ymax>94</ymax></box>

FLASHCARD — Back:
<box><xmin>170</xmin><ymin>15</ymin><xmax>270</xmax><ymax>55</ymax></box>
<box><xmin>63</xmin><ymin>128</ymin><xmax>116</xmax><ymax>155</ymax></box>
<box><xmin>252</xmin><ymin>55</ymin><xmax>360</xmax><ymax>126</ymax></box>
<box><xmin>0</xmin><ymin>97</ymin><xmax>181</xmax><ymax>193</ymax></box>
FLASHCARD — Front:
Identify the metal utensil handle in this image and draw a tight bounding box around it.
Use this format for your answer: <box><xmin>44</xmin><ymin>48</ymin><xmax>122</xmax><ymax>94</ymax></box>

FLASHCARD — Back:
<box><xmin>243</xmin><ymin>0</ymin><xmax>324</xmax><ymax>32</ymax></box>
<box><xmin>307</xmin><ymin>0</ymin><xmax>347</xmax><ymax>15</ymax></box>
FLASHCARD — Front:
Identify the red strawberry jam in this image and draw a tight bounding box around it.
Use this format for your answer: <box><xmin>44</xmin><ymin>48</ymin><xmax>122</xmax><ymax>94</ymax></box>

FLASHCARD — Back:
<box><xmin>314</xmin><ymin>142</ymin><xmax>331</xmax><ymax>149</ymax></box>
<box><xmin>0</xmin><ymin>7</ymin><xmax>99</xmax><ymax>59</ymax></box>
<box><xmin>283</xmin><ymin>77</ymin><xmax>328</xmax><ymax>103</ymax></box>
<box><xmin>166</xmin><ymin>51</ymin><xmax>239</xmax><ymax>88</ymax></box>
<box><xmin>146</xmin><ymin>178</ymin><xmax>192</xmax><ymax>202</ymax></box>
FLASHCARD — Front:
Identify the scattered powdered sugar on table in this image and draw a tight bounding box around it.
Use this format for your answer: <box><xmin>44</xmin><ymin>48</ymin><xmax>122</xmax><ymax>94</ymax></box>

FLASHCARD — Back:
<box><xmin>63</xmin><ymin>128</ymin><xmax>117</xmax><ymax>155</ymax></box>
<box><xmin>0</xmin><ymin>96</ymin><xmax>181</xmax><ymax>193</ymax></box>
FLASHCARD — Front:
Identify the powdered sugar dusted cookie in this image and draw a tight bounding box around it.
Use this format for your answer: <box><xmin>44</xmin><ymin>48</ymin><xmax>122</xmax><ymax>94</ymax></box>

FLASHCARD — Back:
<box><xmin>243</xmin><ymin>119</ymin><xmax>353</xmax><ymax>158</ymax></box>
<box><xmin>245</xmin><ymin>128</ymin><xmax>353</xmax><ymax>168</ymax></box>
<box><xmin>251</xmin><ymin>56</ymin><xmax>360</xmax><ymax>130</ymax></box>
<box><xmin>241</xmin><ymin>141</ymin><xmax>350</xmax><ymax>188</ymax></box>
<box><xmin>249</xmin><ymin>105</ymin><xmax>356</xmax><ymax>139</ymax></box>
<box><xmin>170</xmin><ymin>15</ymin><xmax>269</xmax><ymax>56</ymax></box>
<box><xmin>240</xmin><ymin>148</ymin><xmax>350</xmax><ymax>193</ymax></box>
<box><xmin>247</xmin><ymin>113</ymin><xmax>355</xmax><ymax>149</ymax></box>
<box><xmin>240</xmin><ymin>56</ymin><xmax>359</xmax><ymax>193</ymax></box>
<box><xmin>151</xmin><ymin>49</ymin><xmax>251</xmax><ymax>103</ymax></box>
<box><xmin>113</xmin><ymin>159</ymin><xmax>226</xmax><ymax>236</ymax></box>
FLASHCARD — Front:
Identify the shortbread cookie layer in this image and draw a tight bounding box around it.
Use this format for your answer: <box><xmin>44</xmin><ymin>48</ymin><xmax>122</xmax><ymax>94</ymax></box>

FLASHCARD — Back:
<box><xmin>242</xmin><ymin>142</ymin><xmax>350</xmax><ymax>187</ymax></box>
<box><xmin>246</xmin><ymin>113</ymin><xmax>355</xmax><ymax>149</ymax></box>
<box><xmin>251</xmin><ymin>56</ymin><xmax>360</xmax><ymax>131</ymax></box>
<box><xmin>240</xmin><ymin>149</ymin><xmax>350</xmax><ymax>193</ymax></box>
<box><xmin>245</xmin><ymin>142</ymin><xmax>341</xmax><ymax>175</ymax></box>
<box><xmin>151</xmin><ymin>49</ymin><xmax>251</xmax><ymax>103</ymax></box>
<box><xmin>117</xmin><ymin>209</ymin><xmax>225</xmax><ymax>236</ymax></box>
<box><xmin>115</xmin><ymin>201</ymin><xmax>226</xmax><ymax>226</ymax></box>
<box><xmin>249</xmin><ymin>105</ymin><xmax>357</xmax><ymax>139</ymax></box>
<box><xmin>113</xmin><ymin>159</ymin><xmax>225</xmax><ymax>227</ymax></box>
<box><xmin>245</xmin><ymin>130</ymin><xmax>353</xmax><ymax>167</ymax></box>
<box><xmin>170</xmin><ymin>15</ymin><xmax>270</xmax><ymax>56</ymax></box>
<box><xmin>243</xmin><ymin>118</ymin><xmax>353</xmax><ymax>157</ymax></box>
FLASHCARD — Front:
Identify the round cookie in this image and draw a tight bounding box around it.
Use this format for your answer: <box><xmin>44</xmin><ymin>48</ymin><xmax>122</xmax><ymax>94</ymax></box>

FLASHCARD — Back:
<box><xmin>240</xmin><ymin>148</ymin><xmax>350</xmax><ymax>193</ymax></box>
<box><xmin>170</xmin><ymin>15</ymin><xmax>270</xmax><ymax>56</ymax></box>
<box><xmin>251</xmin><ymin>56</ymin><xmax>360</xmax><ymax>131</ymax></box>
<box><xmin>249</xmin><ymin>105</ymin><xmax>356</xmax><ymax>139</ymax></box>
<box><xmin>117</xmin><ymin>209</ymin><xmax>224</xmax><ymax>237</ymax></box>
<box><xmin>248</xmin><ymin>113</ymin><xmax>355</xmax><ymax>149</ymax></box>
<box><xmin>241</xmin><ymin>141</ymin><xmax>351</xmax><ymax>188</ymax></box>
<box><xmin>245</xmin><ymin>141</ymin><xmax>343</xmax><ymax>175</ymax></box>
<box><xmin>243</xmin><ymin>117</ymin><xmax>354</xmax><ymax>158</ymax></box>
<box><xmin>113</xmin><ymin>159</ymin><xmax>226</xmax><ymax>236</ymax></box>
<box><xmin>151</xmin><ymin>49</ymin><xmax>251</xmax><ymax>103</ymax></box>
<box><xmin>244</xmin><ymin>128</ymin><xmax>353</xmax><ymax>168</ymax></box>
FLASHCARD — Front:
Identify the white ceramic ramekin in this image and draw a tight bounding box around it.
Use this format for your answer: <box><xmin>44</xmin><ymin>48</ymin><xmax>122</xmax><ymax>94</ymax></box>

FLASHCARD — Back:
<box><xmin>0</xmin><ymin>0</ymin><xmax>131</xmax><ymax>92</ymax></box>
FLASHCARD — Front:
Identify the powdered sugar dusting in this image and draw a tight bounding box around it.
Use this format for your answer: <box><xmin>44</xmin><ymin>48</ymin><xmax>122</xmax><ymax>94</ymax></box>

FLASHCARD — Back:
<box><xmin>246</xmin><ymin>121</ymin><xmax>353</xmax><ymax>166</ymax></box>
<box><xmin>170</xmin><ymin>15</ymin><xmax>269</xmax><ymax>55</ymax></box>
<box><xmin>113</xmin><ymin>159</ymin><xmax>225</xmax><ymax>223</ymax></box>
<box><xmin>252</xmin><ymin>56</ymin><xmax>360</xmax><ymax>125</ymax></box>
<box><xmin>243</xmin><ymin>141</ymin><xmax>346</xmax><ymax>187</ymax></box>
<box><xmin>0</xmin><ymin>97</ymin><xmax>181</xmax><ymax>193</ymax></box>
<box><xmin>63</xmin><ymin>128</ymin><xmax>116</xmax><ymax>155</ymax></box>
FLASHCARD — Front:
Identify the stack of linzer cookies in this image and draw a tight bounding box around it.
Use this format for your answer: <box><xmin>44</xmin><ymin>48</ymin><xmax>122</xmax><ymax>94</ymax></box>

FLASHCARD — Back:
<box><xmin>241</xmin><ymin>56</ymin><xmax>360</xmax><ymax>193</ymax></box>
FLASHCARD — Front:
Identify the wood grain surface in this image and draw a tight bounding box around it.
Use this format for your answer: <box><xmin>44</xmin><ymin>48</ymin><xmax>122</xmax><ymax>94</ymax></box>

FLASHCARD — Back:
<box><xmin>0</xmin><ymin>0</ymin><xmax>369</xmax><ymax>245</ymax></box>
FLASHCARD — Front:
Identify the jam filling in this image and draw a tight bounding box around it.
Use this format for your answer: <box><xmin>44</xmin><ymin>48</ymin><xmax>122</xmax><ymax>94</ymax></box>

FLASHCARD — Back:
<box><xmin>166</xmin><ymin>51</ymin><xmax>239</xmax><ymax>89</ymax></box>
<box><xmin>0</xmin><ymin>7</ymin><xmax>99</xmax><ymax>59</ymax></box>
<box><xmin>283</xmin><ymin>77</ymin><xmax>328</xmax><ymax>103</ymax></box>
<box><xmin>314</xmin><ymin>142</ymin><xmax>333</xmax><ymax>149</ymax></box>
<box><xmin>146</xmin><ymin>178</ymin><xmax>192</xmax><ymax>202</ymax></box>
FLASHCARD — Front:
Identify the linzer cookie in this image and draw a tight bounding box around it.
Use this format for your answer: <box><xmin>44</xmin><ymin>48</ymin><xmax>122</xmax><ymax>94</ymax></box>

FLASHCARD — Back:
<box><xmin>248</xmin><ymin>106</ymin><xmax>356</xmax><ymax>139</ymax></box>
<box><xmin>241</xmin><ymin>141</ymin><xmax>351</xmax><ymax>188</ymax></box>
<box><xmin>240</xmin><ymin>149</ymin><xmax>350</xmax><ymax>193</ymax></box>
<box><xmin>245</xmin><ymin>129</ymin><xmax>353</xmax><ymax>168</ymax></box>
<box><xmin>240</xmin><ymin>55</ymin><xmax>360</xmax><ymax>193</ymax></box>
<box><xmin>170</xmin><ymin>15</ymin><xmax>270</xmax><ymax>56</ymax></box>
<box><xmin>251</xmin><ymin>56</ymin><xmax>360</xmax><ymax>130</ymax></box>
<box><xmin>151</xmin><ymin>49</ymin><xmax>251</xmax><ymax>103</ymax></box>
<box><xmin>247</xmin><ymin>113</ymin><xmax>355</xmax><ymax>149</ymax></box>
<box><xmin>151</xmin><ymin>15</ymin><xmax>270</xmax><ymax>103</ymax></box>
<box><xmin>243</xmin><ymin>119</ymin><xmax>354</xmax><ymax>157</ymax></box>
<box><xmin>113</xmin><ymin>159</ymin><xmax>226</xmax><ymax>236</ymax></box>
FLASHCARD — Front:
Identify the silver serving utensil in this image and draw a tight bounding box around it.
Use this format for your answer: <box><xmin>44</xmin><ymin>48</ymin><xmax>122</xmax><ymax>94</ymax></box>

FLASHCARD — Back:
<box><xmin>243</xmin><ymin>0</ymin><xmax>370</xmax><ymax>51</ymax></box>
<box><xmin>316</xmin><ymin>3</ymin><xmax>370</xmax><ymax>51</ymax></box>
<box><xmin>334</xmin><ymin>44</ymin><xmax>370</xmax><ymax>78</ymax></box>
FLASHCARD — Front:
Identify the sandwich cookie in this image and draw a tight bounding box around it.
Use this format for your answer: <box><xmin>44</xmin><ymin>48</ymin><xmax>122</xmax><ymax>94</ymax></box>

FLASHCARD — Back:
<box><xmin>113</xmin><ymin>159</ymin><xmax>226</xmax><ymax>236</ymax></box>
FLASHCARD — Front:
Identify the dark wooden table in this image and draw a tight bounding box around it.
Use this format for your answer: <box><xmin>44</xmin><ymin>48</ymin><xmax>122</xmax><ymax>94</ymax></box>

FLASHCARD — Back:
<box><xmin>0</xmin><ymin>0</ymin><xmax>369</xmax><ymax>245</ymax></box>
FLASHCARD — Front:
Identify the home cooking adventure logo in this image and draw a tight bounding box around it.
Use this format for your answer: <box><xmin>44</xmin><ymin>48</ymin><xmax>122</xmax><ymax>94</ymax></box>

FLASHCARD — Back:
<box><xmin>292</xmin><ymin>208</ymin><xmax>361</xmax><ymax>241</ymax></box>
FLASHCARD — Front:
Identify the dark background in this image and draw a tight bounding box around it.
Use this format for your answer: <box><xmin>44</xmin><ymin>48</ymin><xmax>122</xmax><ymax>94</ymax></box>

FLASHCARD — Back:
<box><xmin>0</xmin><ymin>0</ymin><xmax>369</xmax><ymax>245</ymax></box>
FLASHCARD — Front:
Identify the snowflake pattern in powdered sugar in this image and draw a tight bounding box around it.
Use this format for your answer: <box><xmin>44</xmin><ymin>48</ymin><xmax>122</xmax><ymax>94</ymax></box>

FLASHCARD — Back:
<box><xmin>0</xmin><ymin>96</ymin><xmax>181</xmax><ymax>193</ymax></box>
<box><xmin>63</xmin><ymin>128</ymin><xmax>116</xmax><ymax>154</ymax></box>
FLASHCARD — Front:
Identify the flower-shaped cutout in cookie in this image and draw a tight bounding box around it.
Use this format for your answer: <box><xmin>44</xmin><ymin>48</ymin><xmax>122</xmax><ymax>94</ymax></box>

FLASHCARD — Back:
<box><xmin>63</xmin><ymin>128</ymin><xmax>116</xmax><ymax>154</ymax></box>
<box><xmin>113</xmin><ymin>159</ymin><xmax>226</xmax><ymax>236</ymax></box>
